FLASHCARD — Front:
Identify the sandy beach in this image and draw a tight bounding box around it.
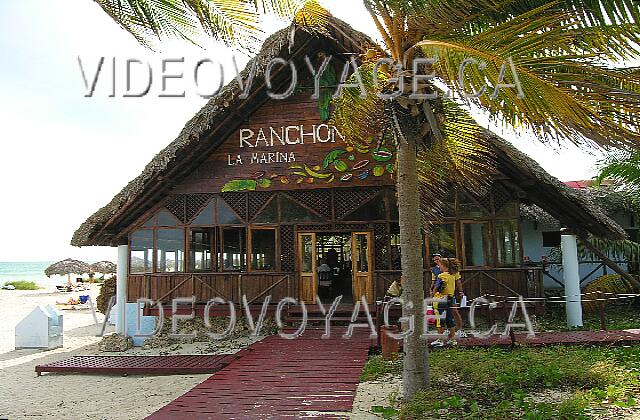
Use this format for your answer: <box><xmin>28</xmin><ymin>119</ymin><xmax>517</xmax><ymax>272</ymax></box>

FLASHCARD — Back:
<box><xmin>0</xmin><ymin>286</ymin><xmax>211</xmax><ymax>419</ymax></box>
<box><xmin>0</xmin><ymin>287</ymin><xmax>388</xmax><ymax>419</ymax></box>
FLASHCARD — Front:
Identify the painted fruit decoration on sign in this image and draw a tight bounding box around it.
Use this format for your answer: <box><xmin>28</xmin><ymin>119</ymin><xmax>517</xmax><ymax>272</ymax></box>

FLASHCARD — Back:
<box><xmin>221</xmin><ymin>143</ymin><xmax>396</xmax><ymax>192</ymax></box>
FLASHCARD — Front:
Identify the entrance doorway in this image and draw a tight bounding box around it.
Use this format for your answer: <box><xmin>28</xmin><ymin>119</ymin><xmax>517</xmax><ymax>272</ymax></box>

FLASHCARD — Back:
<box><xmin>298</xmin><ymin>232</ymin><xmax>373</xmax><ymax>303</ymax></box>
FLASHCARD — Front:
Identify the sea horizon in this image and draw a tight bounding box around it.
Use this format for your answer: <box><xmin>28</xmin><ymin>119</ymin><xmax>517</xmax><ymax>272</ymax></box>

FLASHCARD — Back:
<box><xmin>0</xmin><ymin>261</ymin><xmax>102</xmax><ymax>287</ymax></box>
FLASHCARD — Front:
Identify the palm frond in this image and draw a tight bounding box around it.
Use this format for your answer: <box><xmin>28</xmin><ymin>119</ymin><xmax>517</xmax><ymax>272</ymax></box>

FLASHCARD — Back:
<box><xmin>579</xmin><ymin>235</ymin><xmax>640</xmax><ymax>266</ymax></box>
<box><xmin>414</xmin><ymin>2</ymin><xmax>640</xmax><ymax>149</ymax></box>
<box><xmin>294</xmin><ymin>0</ymin><xmax>329</xmax><ymax>31</ymax></box>
<box><xmin>96</xmin><ymin>0</ymin><xmax>262</xmax><ymax>50</ymax></box>
<box><xmin>329</xmin><ymin>61</ymin><xmax>387</xmax><ymax>148</ymax></box>
<box><xmin>417</xmin><ymin>100</ymin><xmax>496</xmax><ymax>219</ymax></box>
<box><xmin>595</xmin><ymin>151</ymin><xmax>640</xmax><ymax>194</ymax></box>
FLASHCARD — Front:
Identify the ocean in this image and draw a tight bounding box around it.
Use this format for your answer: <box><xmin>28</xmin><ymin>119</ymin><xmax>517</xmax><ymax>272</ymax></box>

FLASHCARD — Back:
<box><xmin>0</xmin><ymin>261</ymin><xmax>74</xmax><ymax>288</ymax></box>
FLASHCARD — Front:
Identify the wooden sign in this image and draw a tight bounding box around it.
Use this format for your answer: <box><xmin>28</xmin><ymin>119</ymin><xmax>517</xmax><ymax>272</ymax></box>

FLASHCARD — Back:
<box><xmin>174</xmin><ymin>94</ymin><xmax>396</xmax><ymax>194</ymax></box>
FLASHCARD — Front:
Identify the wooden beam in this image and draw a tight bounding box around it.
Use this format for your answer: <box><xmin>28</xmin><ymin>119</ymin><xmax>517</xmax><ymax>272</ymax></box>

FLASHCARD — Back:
<box><xmin>577</xmin><ymin>234</ymin><xmax>640</xmax><ymax>289</ymax></box>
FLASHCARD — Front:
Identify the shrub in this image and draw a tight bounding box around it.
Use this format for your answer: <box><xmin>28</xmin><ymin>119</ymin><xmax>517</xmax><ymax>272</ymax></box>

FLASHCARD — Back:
<box><xmin>4</xmin><ymin>281</ymin><xmax>40</xmax><ymax>290</ymax></box>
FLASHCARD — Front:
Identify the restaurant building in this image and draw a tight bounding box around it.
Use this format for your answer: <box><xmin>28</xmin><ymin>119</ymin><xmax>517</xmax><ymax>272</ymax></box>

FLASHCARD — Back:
<box><xmin>72</xmin><ymin>18</ymin><xmax>625</xmax><ymax>320</ymax></box>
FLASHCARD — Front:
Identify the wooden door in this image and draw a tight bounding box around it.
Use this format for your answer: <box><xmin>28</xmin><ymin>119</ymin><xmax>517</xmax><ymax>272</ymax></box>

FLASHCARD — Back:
<box><xmin>352</xmin><ymin>232</ymin><xmax>374</xmax><ymax>303</ymax></box>
<box><xmin>298</xmin><ymin>232</ymin><xmax>317</xmax><ymax>303</ymax></box>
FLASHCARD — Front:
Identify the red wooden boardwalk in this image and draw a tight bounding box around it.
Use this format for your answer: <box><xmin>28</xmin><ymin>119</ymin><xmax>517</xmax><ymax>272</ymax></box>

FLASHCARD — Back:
<box><xmin>147</xmin><ymin>329</ymin><xmax>372</xmax><ymax>419</ymax></box>
<box><xmin>450</xmin><ymin>328</ymin><xmax>640</xmax><ymax>348</ymax></box>
<box><xmin>35</xmin><ymin>355</ymin><xmax>238</xmax><ymax>376</ymax></box>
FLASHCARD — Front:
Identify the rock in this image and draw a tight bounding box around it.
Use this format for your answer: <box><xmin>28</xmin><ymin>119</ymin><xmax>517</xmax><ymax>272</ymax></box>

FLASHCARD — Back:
<box><xmin>98</xmin><ymin>333</ymin><xmax>133</xmax><ymax>352</ymax></box>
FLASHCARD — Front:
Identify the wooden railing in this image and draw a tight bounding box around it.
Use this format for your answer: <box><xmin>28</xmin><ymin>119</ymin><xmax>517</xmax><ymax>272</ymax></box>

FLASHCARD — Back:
<box><xmin>374</xmin><ymin>267</ymin><xmax>544</xmax><ymax>299</ymax></box>
<box><xmin>128</xmin><ymin>272</ymin><xmax>293</xmax><ymax>304</ymax></box>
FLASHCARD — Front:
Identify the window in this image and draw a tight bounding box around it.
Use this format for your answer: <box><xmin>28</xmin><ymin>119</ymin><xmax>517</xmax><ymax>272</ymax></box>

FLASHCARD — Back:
<box><xmin>253</xmin><ymin>198</ymin><xmax>278</xmax><ymax>223</ymax></box>
<box><xmin>390</xmin><ymin>233</ymin><xmax>402</xmax><ymax>270</ymax></box>
<box><xmin>496</xmin><ymin>220</ymin><xmax>521</xmax><ymax>266</ymax></box>
<box><xmin>458</xmin><ymin>192</ymin><xmax>488</xmax><ymax>218</ymax></box>
<box><xmin>427</xmin><ymin>223</ymin><xmax>457</xmax><ymax>258</ymax></box>
<box><xmin>462</xmin><ymin>222</ymin><xmax>490</xmax><ymax>266</ymax></box>
<box><xmin>251</xmin><ymin>229</ymin><xmax>276</xmax><ymax>270</ymax></box>
<box><xmin>301</xmin><ymin>234</ymin><xmax>314</xmax><ymax>273</ymax></box>
<box><xmin>218</xmin><ymin>199</ymin><xmax>243</xmax><ymax>224</ymax></box>
<box><xmin>130</xmin><ymin>230</ymin><xmax>153</xmax><ymax>273</ymax></box>
<box><xmin>280</xmin><ymin>196</ymin><xmax>324</xmax><ymax>222</ymax></box>
<box><xmin>344</xmin><ymin>197</ymin><xmax>386</xmax><ymax>221</ymax></box>
<box><xmin>221</xmin><ymin>227</ymin><xmax>246</xmax><ymax>271</ymax></box>
<box><xmin>189</xmin><ymin>229</ymin><xmax>213</xmax><ymax>271</ymax></box>
<box><xmin>156</xmin><ymin>229</ymin><xmax>185</xmax><ymax>272</ymax></box>
<box><xmin>191</xmin><ymin>201</ymin><xmax>215</xmax><ymax>225</ymax></box>
<box><xmin>354</xmin><ymin>233</ymin><xmax>370</xmax><ymax>273</ymax></box>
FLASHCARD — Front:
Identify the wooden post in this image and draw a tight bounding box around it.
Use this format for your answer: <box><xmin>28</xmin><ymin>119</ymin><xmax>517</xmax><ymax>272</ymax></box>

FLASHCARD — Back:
<box><xmin>597</xmin><ymin>290</ymin><xmax>607</xmax><ymax>331</ymax></box>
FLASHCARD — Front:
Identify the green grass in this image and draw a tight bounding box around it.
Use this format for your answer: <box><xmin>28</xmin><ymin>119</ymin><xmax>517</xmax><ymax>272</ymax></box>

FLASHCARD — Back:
<box><xmin>533</xmin><ymin>303</ymin><xmax>640</xmax><ymax>332</ymax></box>
<box><xmin>362</xmin><ymin>345</ymin><xmax>640</xmax><ymax>419</ymax></box>
<box><xmin>3</xmin><ymin>280</ymin><xmax>40</xmax><ymax>290</ymax></box>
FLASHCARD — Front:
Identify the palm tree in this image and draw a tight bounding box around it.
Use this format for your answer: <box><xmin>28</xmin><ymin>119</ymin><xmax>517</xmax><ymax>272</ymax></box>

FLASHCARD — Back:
<box><xmin>596</xmin><ymin>150</ymin><xmax>640</xmax><ymax>198</ymax></box>
<box><xmin>95</xmin><ymin>0</ymin><xmax>640</xmax><ymax>399</ymax></box>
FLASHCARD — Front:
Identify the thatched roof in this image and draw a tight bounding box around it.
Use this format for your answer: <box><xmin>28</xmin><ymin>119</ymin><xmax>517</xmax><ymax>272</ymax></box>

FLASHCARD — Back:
<box><xmin>90</xmin><ymin>261</ymin><xmax>117</xmax><ymax>274</ymax></box>
<box><xmin>72</xmin><ymin>17</ymin><xmax>625</xmax><ymax>247</ymax></box>
<box><xmin>45</xmin><ymin>259</ymin><xmax>91</xmax><ymax>277</ymax></box>
<box><xmin>485</xmin><ymin>132</ymin><xmax>626</xmax><ymax>239</ymax></box>
<box><xmin>521</xmin><ymin>184</ymin><xmax>639</xmax><ymax>229</ymax></box>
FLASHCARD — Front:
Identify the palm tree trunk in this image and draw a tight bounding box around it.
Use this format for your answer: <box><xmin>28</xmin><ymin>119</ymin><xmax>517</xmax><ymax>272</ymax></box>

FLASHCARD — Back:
<box><xmin>396</xmin><ymin>128</ymin><xmax>429</xmax><ymax>398</ymax></box>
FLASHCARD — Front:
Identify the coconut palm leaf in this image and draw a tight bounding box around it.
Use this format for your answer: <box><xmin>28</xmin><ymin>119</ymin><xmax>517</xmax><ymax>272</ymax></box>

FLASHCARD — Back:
<box><xmin>595</xmin><ymin>151</ymin><xmax>640</xmax><ymax>196</ymax></box>
<box><xmin>579</xmin><ymin>235</ymin><xmax>640</xmax><ymax>267</ymax></box>
<box><xmin>95</xmin><ymin>0</ymin><xmax>262</xmax><ymax>50</ymax></box>
<box><xmin>414</xmin><ymin>2</ymin><xmax>640</xmax><ymax>149</ymax></box>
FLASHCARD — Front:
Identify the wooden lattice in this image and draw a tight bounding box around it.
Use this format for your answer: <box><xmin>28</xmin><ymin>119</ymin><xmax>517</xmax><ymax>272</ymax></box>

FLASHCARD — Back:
<box><xmin>280</xmin><ymin>225</ymin><xmax>295</xmax><ymax>272</ymax></box>
<box><xmin>334</xmin><ymin>188</ymin><xmax>381</xmax><ymax>219</ymax></box>
<box><xmin>285</xmin><ymin>190</ymin><xmax>333</xmax><ymax>219</ymax></box>
<box><xmin>374</xmin><ymin>223</ymin><xmax>389</xmax><ymax>270</ymax></box>
<box><xmin>220</xmin><ymin>193</ymin><xmax>247</xmax><ymax>221</ymax></box>
<box><xmin>492</xmin><ymin>183</ymin><xmax>513</xmax><ymax>212</ymax></box>
<box><xmin>336</xmin><ymin>223</ymin><xmax>370</xmax><ymax>231</ymax></box>
<box><xmin>476</xmin><ymin>191</ymin><xmax>493</xmax><ymax>212</ymax></box>
<box><xmin>165</xmin><ymin>195</ymin><xmax>187</xmax><ymax>223</ymax></box>
<box><xmin>248</xmin><ymin>192</ymin><xmax>274</xmax><ymax>220</ymax></box>
<box><xmin>296</xmin><ymin>224</ymin><xmax>334</xmax><ymax>231</ymax></box>
<box><xmin>186</xmin><ymin>194</ymin><xmax>215</xmax><ymax>223</ymax></box>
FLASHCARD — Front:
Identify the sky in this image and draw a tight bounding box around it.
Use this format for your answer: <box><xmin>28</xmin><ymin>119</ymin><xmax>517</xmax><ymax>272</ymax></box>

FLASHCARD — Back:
<box><xmin>0</xmin><ymin>0</ymin><xmax>609</xmax><ymax>262</ymax></box>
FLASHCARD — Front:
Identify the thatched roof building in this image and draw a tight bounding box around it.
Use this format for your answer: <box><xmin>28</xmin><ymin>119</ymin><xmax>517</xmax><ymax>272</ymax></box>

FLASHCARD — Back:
<box><xmin>72</xmin><ymin>17</ymin><xmax>625</xmax><ymax>248</ymax></box>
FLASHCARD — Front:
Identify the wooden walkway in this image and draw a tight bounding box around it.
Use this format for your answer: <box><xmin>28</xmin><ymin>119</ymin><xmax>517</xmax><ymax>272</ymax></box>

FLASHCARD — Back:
<box><xmin>146</xmin><ymin>329</ymin><xmax>372</xmax><ymax>419</ymax></box>
<box><xmin>35</xmin><ymin>355</ymin><xmax>238</xmax><ymax>376</ymax></box>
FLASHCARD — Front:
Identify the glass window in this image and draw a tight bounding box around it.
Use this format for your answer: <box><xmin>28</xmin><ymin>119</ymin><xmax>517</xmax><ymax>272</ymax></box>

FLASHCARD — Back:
<box><xmin>130</xmin><ymin>230</ymin><xmax>153</xmax><ymax>273</ymax></box>
<box><xmin>496</xmin><ymin>220</ymin><xmax>521</xmax><ymax>266</ymax></box>
<box><xmin>191</xmin><ymin>201</ymin><xmax>215</xmax><ymax>225</ymax></box>
<box><xmin>463</xmin><ymin>222</ymin><xmax>490</xmax><ymax>266</ymax></box>
<box><xmin>390</xmin><ymin>233</ymin><xmax>402</xmax><ymax>270</ymax></box>
<box><xmin>253</xmin><ymin>198</ymin><xmax>278</xmax><ymax>223</ymax></box>
<box><xmin>344</xmin><ymin>197</ymin><xmax>386</xmax><ymax>221</ymax></box>
<box><xmin>251</xmin><ymin>229</ymin><xmax>276</xmax><ymax>271</ymax></box>
<box><xmin>458</xmin><ymin>192</ymin><xmax>488</xmax><ymax>218</ymax></box>
<box><xmin>189</xmin><ymin>229</ymin><xmax>213</xmax><ymax>271</ymax></box>
<box><xmin>301</xmin><ymin>234</ymin><xmax>313</xmax><ymax>273</ymax></box>
<box><xmin>221</xmin><ymin>227</ymin><xmax>246</xmax><ymax>271</ymax></box>
<box><xmin>355</xmin><ymin>233</ymin><xmax>370</xmax><ymax>273</ymax></box>
<box><xmin>157</xmin><ymin>210</ymin><xmax>180</xmax><ymax>226</ymax></box>
<box><xmin>156</xmin><ymin>229</ymin><xmax>185</xmax><ymax>272</ymax></box>
<box><xmin>496</xmin><ymin>201</ymin><xmax>519</xmax><ymax>218</ymax></box>
<box><xmin>427</xmin><ymin>223</ymin><xmax>456</xmax><ymax>258</ymax></box>
<box><xmin>280</xmin><ymin>196</ymin><xmax>324</xmax><ymax>223</ymax></box>
<box><xmin>218</xmin><ymin>199</ymin><xmax>243</xmax><ymax>224</ymax></box>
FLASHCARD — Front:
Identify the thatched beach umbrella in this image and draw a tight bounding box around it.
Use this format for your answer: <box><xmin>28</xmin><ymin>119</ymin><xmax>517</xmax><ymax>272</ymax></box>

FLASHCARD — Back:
<box><xmin>90</xmin><ymin>261</ymin><xmax>116</xmax><ymax>275</ymax></box>
<box><xmin>45</xmin><ymin>258</ymin><xmax>91</xmax><ymax>285</ymax></box>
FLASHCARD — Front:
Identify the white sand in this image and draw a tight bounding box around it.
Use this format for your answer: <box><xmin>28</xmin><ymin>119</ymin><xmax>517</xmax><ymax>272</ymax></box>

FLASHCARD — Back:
<box><xmin>0</xmin><ymin>286</ymin><xmax>210</xmax><ymax>419</ymax></box>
